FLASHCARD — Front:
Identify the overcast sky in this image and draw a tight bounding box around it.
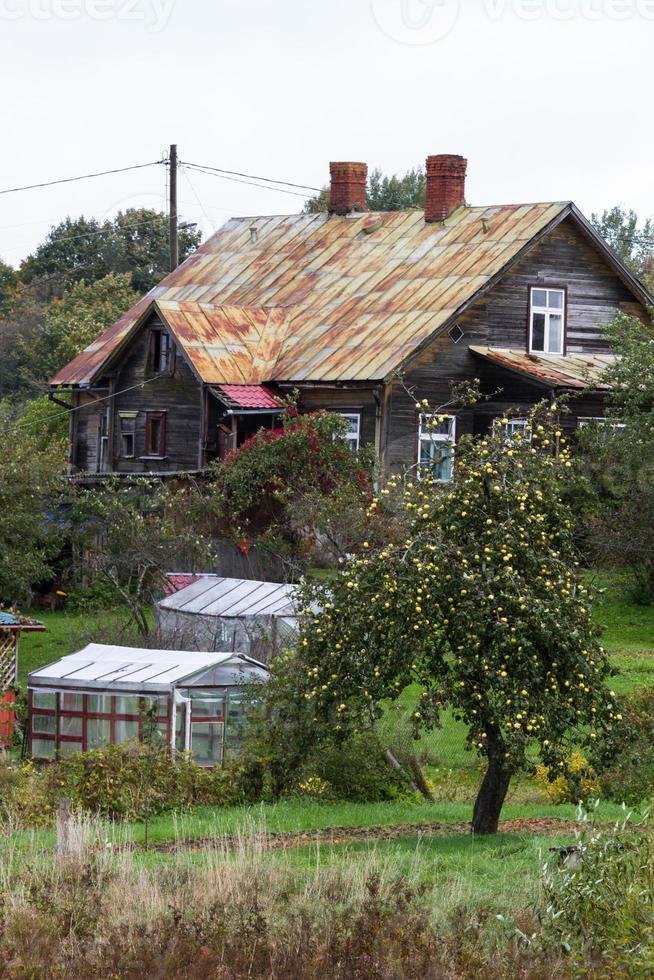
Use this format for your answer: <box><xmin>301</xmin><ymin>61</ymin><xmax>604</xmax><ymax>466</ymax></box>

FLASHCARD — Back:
<box><xmin>1</xmin><ymin>0</ymin><xmax>652</xmax><ymax>267</ymax></box>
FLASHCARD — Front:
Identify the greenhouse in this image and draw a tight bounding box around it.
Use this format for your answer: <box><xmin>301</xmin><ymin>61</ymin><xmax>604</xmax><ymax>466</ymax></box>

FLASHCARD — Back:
<box><xmin>156</xmin><ymin>575</ymin><xmax>299</xmax><ymax>660</ymax></box>
<box><xmin>27</xmin><ymin>643</ymin><xmax>268</xmax><ymax>766</ymax></box>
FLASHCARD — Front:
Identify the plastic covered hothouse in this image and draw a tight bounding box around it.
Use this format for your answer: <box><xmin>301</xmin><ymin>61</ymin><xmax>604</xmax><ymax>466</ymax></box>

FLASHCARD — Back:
<box><xmin>27</xmin><ymin>643</ymin><xmax>268</xmax><ymax>766</ymax></box>
<box><xmin>156</xmin><ymin>576</ymin><xmax>299</xmax><ymax>660</ymax></box>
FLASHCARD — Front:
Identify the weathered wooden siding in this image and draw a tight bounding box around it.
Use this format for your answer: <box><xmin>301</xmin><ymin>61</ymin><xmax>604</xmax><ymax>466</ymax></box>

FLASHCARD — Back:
<box><xmin>110</xmin><ymin>317</ymin><xmax>203</xmax><ymax>473</ymax></box>
<box><xmin>71</xmin><ymin>315</ymin><xmax>204</xmax><ymax>475</ymax></box>
<box><xmin>280</xmin><ymin>384</ymin><xmax>379</xmax><ymax>449</ymax></box>
<box><xmin>384</xmin><ymin>216</ymin><xmax>645</xmax><ymax>471</ymax></box>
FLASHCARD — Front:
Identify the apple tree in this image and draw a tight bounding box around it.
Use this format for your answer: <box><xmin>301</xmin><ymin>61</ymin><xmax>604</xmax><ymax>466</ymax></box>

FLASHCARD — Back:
<box><xmin>296</xmin><ymin>403</ymin><xmax>618</xmax><ymax>833</ymax></box>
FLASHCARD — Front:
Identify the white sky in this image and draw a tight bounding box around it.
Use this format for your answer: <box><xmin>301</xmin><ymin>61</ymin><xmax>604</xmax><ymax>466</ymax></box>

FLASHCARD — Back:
<box><xmin>1</xmin><ymin>0</ymin><xmax>652</xmax><ymax>267</ymax></box>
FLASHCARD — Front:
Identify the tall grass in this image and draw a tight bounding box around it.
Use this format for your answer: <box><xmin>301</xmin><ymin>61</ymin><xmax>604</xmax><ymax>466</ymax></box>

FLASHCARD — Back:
<box><xmin>0</xmin><ymin>812</ymin><xmax>563</xmax><ymax>979</ymax></box>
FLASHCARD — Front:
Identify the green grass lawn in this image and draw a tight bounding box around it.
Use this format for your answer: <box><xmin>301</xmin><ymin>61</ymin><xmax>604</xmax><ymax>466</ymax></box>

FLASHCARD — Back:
<box><xmin>17</xmin><ymin>606</ymin><xmax>151</xmax><ymax>686</ymax></box>
<box><xmin>12</xmin><ymin>570</ymin><xmax>654</xmax><ymax>846</ymax></box>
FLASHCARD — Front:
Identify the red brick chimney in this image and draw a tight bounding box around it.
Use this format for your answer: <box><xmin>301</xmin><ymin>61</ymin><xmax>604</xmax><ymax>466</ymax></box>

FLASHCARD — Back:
<box><xmin>425</xmin><ymin>154</ymin><xmax>467</xmax><ymax>223</ymax></box>
<box><xmin>329</xmin><ymin>162</ymin><xmax>368</xmax><ymax>215</ymax></box>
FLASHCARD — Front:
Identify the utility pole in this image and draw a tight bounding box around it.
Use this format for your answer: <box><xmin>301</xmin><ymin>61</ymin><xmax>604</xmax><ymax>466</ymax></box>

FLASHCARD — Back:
<box><xmin>169</xmin><ymin>143</ymin><xmax>178</xmax><ymax>271</ymax></box>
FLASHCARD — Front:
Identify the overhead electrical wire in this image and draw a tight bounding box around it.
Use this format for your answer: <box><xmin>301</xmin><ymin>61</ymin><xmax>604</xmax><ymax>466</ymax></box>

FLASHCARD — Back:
<box><xmin>181</xmin><ymin>160</ymin><xmax>321</xmax><ymax>193</ymax></box>
<box><xmin>14</xmin><ymin>374</ymin><xmax>169</xmax><ymax>430</ymax></box>
<box><xmin>0</xmin><ymin>161</ymin><xmax>165</xmax><ymax>197</ymax></box>
<box><xmin>182</xmin><ymin>163</ymin><xmax>317</xmax><ymax>198</ymax></box>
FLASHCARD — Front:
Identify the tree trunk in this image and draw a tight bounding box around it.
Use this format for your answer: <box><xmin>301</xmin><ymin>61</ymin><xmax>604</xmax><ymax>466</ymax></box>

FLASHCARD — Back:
<box><xmin>471</xmin><ymin>739</ymin><xmax>511</xmax><ymax>835</ymax></box>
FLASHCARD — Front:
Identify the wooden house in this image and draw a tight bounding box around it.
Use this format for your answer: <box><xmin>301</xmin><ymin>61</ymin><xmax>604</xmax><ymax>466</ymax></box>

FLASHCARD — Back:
<box><xmin>50</xmin><ymin>154</ymin><xmax>653</xmax><ymax>480</ymax></box>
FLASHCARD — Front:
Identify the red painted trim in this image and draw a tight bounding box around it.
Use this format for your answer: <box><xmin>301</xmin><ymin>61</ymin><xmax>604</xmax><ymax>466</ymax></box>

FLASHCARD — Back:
<box><xmin>145</xmin><ymin>411</ymin><xmax>167</xmax><ymax>456</ymax></box>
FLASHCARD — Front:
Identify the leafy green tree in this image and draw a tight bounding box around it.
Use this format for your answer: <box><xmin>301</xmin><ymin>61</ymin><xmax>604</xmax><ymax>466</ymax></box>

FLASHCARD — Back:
<box><xmin>0</xmin><ymin>259</ymin><xmax>18</xmax><ymax>316</ymax></box>
<box><xmin>0</xmin><ymin>400</ymin><xmax>68</xmax><ymax>602</ymax></box>
<box><xmin>591</xmin><ymin>206</ymin><xmax>654</xmax><ymax>279</ymax></box>
<box><xmin>367</xmin><ymin>167</ymin><xmax>425</xmax><ymax>211</ymax></box>
<box><xmin>0</xmin><ymin>283</ymin><xmax>48</xmax><ymax>397</ymax></box>
<box><xmin>19</xmin><ymin>209</ymin><xmax>202</xmax><ymax>296</ymax></box>
<box><xmin>18</xmin><ymin>272</ymin><xmax>138</xmax><ymax>388</ymax></box>
<box><xmin>70</xmin><ymin>479</ymin><xmax>214</xmax><ymax>637</ymax></box>
<box><xmin>294</xmin><ymin>404</ymin><xmax>617</xmax><ymax>833</ymax></box>
<box><xmin>579</xmin><ymin>313</ymin><xmax>654</xmax><ymax>601</ymax></box>
<box><xmin>304</xmin><ymin>166</ymin><xmax>425</xmax><ymax>214</ymax></box>
<box><xmin>202</xmin><ymin>408</ymin><xmax>378</xmax><ymax>570</ymax></box>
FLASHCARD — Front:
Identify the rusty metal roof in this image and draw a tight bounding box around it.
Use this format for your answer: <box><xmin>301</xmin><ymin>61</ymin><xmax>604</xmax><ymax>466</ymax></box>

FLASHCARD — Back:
<box><xmin>469</xmin><ymin>346</ymin><xmax>616</xmax><ymax>389</ymax></box>
<box><xmin>52</xmin><ymin>201</ymin><xmax>593</xmax><ymax>387</ymax></box>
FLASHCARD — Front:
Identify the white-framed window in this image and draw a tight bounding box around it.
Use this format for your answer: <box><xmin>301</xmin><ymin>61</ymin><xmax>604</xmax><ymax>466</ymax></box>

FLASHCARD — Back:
<box><xmin>529</xmin><ymin>287</ymin><xmax>565</xmax><ymax>355</ymax></box>
<box><xmin>339</xmin><ymin>413</ymin><xmax>361</xmax><ymax>450</ymax></box>
<box><xmin>578</xmin><ymin>417</ymin><xmax>625</xmax><ymax>432</ymax></box>
<box><xmin>493</xmin><ymin>417</ymin><xmax>531</xmax><ymax>442</ymax></box>
<box><xmin>418</xmin><ymin>415</ymin><xmax>456</xmax><ymax>482</ymax></box>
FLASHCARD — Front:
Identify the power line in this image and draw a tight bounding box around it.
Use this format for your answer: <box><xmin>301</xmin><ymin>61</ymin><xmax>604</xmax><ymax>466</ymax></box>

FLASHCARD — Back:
<box><xmin>15</xmin><ymin>374</ymin><xmax>169</xmax><ymax>430</ymax></box>
<box><xmin>183</xmin><ymin>163</ymin><xmax>316</xmax><ymax>198</ymax></box>
<box><xmin>181</xmin><ymin>160</ymin><xmax>321</xmax><ymax>193</ymax></box>
<box><xmin>0</xmin><ymin>161</ymin><xmax>164</xmax><ymax>197</ymax></box>
<box><xmin>181</xmin><ymin>166</ymin><xmax>217</xmax><ymax>233</ymax></box>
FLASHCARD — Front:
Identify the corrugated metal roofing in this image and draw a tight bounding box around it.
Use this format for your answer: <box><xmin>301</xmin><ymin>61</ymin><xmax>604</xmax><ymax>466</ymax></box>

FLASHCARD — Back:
<box><xmin>28</xmin><ymin>643</ymin><xmax>266</xmax><ymax>693</ymax></box>
<box><xmin>158</xmin><ymin>576</ymin><xmax>297</xmax><ymax>619</ymax></box>
<box><xmin>51</xmin><ymin>202</ymin><xmax>574</xmax><ymax>387</ymax></box>
<box><xmin>214</xmin><ymin>384</ymin><xmax>283</xmax><ymax>409</ymax></box>
<box><xmin>469</xmin><ymin>346</ymin><xmax>616</xmax><ymax>389</ymax></box>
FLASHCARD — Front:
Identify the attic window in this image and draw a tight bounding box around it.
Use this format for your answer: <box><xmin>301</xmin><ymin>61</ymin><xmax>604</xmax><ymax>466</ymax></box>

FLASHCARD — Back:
<box><xmin>448</xmin><ymin>324</ymin><xmax>464</xmax><ymax>344</ymax></box>
<box><xmin>150</xmin><ymin>329</ymin><xmax>173</xmax><ymax>373</ymax></box>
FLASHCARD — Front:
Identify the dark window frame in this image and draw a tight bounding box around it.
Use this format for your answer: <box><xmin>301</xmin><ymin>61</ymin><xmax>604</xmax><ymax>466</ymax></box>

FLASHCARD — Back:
<box><xmin>148</xmin><ymin>328</ymin><xmax>174</xmax><ymax>375</ymax></box>
<box><xmin>144</xmin><ymin>411</ymin><xmax>167</xmax><ymax>457</ymax></box>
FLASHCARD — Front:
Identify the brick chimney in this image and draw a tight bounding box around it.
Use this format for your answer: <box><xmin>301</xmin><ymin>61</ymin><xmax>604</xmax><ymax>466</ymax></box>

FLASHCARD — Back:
<box><xmin>425</xmin><ymin>154</ymin><xmax>467</xmax><ymax>223</ymax></box>
<box><xmin>329</xmin><ymin>162</ymin><xmax>368</xmax><ymax>215</ymax></box>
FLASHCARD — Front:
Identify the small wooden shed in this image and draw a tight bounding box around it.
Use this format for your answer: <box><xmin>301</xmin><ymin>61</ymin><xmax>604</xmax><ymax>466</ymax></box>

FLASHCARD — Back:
<box><xmin>28</xmin><ymin>643</ymin><xmax>268</xmax><ymax>766</ymax></box>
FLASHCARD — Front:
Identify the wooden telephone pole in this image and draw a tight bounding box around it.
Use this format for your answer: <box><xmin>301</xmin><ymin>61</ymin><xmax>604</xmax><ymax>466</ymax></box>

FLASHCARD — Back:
<box><xmin>169</xmin><ymin>144</ymin><xmax>178</xmax><ymax>271</ymax></box>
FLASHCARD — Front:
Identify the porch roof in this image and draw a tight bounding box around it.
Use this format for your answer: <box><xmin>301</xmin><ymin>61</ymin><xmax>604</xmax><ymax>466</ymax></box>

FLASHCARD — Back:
<box><xmin>469</xmin><ymin>346</ymin><xmax>616</xmax><ymax>390</ymax></box>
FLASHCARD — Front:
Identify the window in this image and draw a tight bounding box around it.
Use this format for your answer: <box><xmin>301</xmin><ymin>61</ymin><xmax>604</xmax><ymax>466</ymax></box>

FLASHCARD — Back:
<box><xmin>340</xmin><ymin>413</ymin><xmax>361</xmax><ymax>450</ymax></box>
<box><xmin>150</xmin><ymin>329</ymin><xmax>172</xmax><ymax>373</ymax></box>
<box><xmin>145</xmin><ymin>412</ymin><xmax>166</xmax><ymax>457</ymax></box>
<box><xmin>493</xmin><ymin>417</ymin><xmax>531</xmax><ymax>442</ymax></box>
<box><xmin>448</xmin><ymin>324</ymin><xmax>464</xmax><ymax>344</ymax></box>
<box><xmin>97</xmin><ymin>411</ymin><xmax>109</xmax><ymax>472</ymax></box>
<box><xmin>529</xmin><ymin>287</ymin><xmax>565</xmax><ymax>354</ymax></box>
<box><xmin>578</xmin><ymin>417</ymin><xmax>625</xmax><ymax>431</ymax></box>
<box><xmin>418</xmin><ymin>415</ymin><xmax>456</xmax><ymax>481</ymax></box>
<box><xmin>119</xmin><ymin>414</ymin><xmax>136</xmax><ymax>458</ymax></box>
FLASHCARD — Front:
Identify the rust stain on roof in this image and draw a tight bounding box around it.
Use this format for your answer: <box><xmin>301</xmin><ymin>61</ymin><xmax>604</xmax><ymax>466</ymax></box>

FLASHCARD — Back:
<box><xmin>51</xmin><ymin>202</ymin><xmax>572</xmax><ymax>387</ymax></box>
<box><xmin>469</xmin><ymin>346</ymin><xmax>616</xmax><ymax>390</ymax></box>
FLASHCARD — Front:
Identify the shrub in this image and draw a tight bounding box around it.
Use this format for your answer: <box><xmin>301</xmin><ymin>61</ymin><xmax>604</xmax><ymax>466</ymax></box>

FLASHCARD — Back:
<box><xmin>590</xmin><ymin>686</ymin><xmax>654</xmax><ymax>804</ymax></box>
<box><xmin>542</xmin><ymin>816</ymin><xmax>654</xmax><ymax>975</ymax></box>
<box><xmin>300</xmin><ymin>732</ymin><xmax>412</xmax><ymax>803</ymax></box>
<box><xmin>534</xmin><ymin>751</ymin><xmax>600</xmax><ymax>805</ymax></box>
<box><xmin>0</xmin><ymin>745</ymin><xmax>250</xmax><ymax>827</ymax></box>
